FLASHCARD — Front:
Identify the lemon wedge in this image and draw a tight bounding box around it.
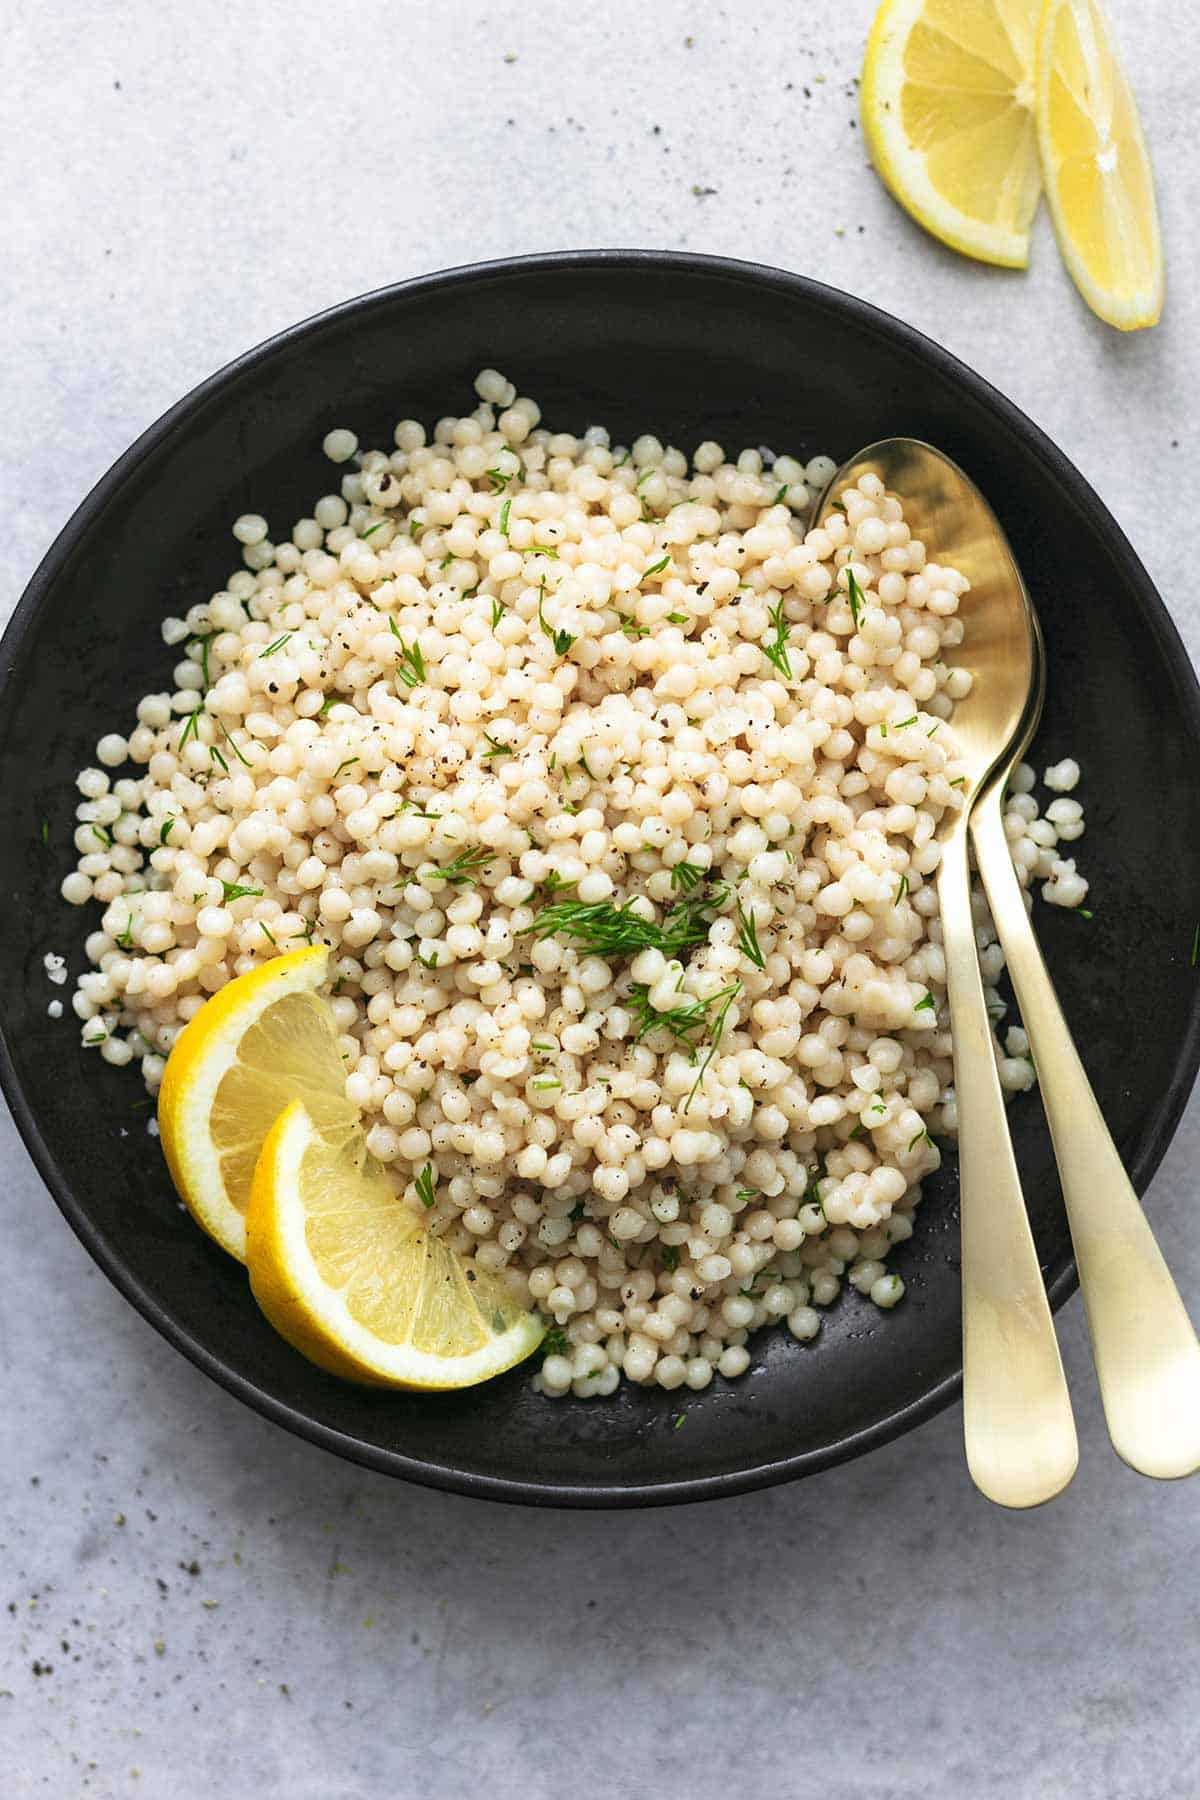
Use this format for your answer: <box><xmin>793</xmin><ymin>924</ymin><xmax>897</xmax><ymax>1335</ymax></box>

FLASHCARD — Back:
<box><xmin>246</xmin><ymin>1100</ymin><xmax>545</xmax><ymax>1389</ymax></box>
<box><xmin>157</xmin><ymin>946</ymin><xmax>354</xmax><ymax>1261</ymax></box>
<box><xmin>1036</xmin><ymin>0</ymin><xmax>1163</xmax><ymax>329</ymax></box>
<box><xmin>862</xmin><ymin>0</ymin><xmax>1042</xmax><ymax>267</ymax></box>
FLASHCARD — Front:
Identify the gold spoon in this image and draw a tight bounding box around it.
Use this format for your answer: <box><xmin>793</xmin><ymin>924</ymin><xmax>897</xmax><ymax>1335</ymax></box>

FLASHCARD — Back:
<box><xmin>972</xmin><ymin>611</ymin><xmax>1200</xmax><ymax>1480</ymax></box>
<box><xmin>815</xmin><ymin>439</ymin><xmax>1077</xmax><ymax>1508</ymax></box>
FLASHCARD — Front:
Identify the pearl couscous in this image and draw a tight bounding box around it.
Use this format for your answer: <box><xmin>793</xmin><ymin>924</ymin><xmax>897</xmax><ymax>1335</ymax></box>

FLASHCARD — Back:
<box><xmin>59</xmin><ymin>369</ymin><xmax>1087</xmax><ymax>1398</ymax></box>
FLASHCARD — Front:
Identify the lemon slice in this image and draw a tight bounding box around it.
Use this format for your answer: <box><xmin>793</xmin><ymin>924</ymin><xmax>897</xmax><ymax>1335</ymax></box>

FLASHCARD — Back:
<box><xmin>1036</xmin><ymin>0</ymin><xmax>1163</xmax><ymax>329</ymax></box>
<box><xmin>158</xmin><ymin>945</ymin><xmax>354</xmax><ymax>1261</ymax></box>
<box><xmin>862</xmin><ymin>0</ymin><xmax>1042</xmax><ymax>267</ymax></box>
<box><xmin>246</xmin><ymin>1101</ymin><xmax>545</xmax><ymax>1389</ymax></box>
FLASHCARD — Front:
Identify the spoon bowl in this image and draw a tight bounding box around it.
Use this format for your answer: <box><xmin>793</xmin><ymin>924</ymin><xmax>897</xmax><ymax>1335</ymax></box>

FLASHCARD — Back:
<box><xmin>815</xmin><ymin>437</ymin><xmax>1036</xmax><ymax>809</ymax></box>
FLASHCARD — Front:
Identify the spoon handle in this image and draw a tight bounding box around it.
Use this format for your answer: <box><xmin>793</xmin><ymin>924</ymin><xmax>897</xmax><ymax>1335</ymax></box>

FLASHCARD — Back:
<box><xmin>936</xmin><ymin>826</ymin><xmax>1078</xmax><ymax>1507</ymax></box>
<box><xmin>971</xmin><ymin>789</ymin><xmax>1200</xmax><ymax>1480</ymax></box>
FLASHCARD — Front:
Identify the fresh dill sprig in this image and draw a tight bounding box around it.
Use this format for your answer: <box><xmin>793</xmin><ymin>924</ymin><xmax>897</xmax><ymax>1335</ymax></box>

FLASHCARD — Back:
<box><xmin>259</xmin><ymin>921</ymin><xmax>277</xmax><ymax>947</ymax></box>
<box><xmin>414</xmin><ymin>1163</ymin><xmax>437</xmax><ymax>1209</ymax></box>
<box><xmin>89</xmin><ymin>824</ymin><xmax>113</xmax><ymax>848</ymax></box>
<box><xmin>666</xmin><ymin>611</ymin><xmax>690</xmax><ymax>625</ymax></box>
<box><xmin>388</xmin><ymin>616</ymin><xmax>426</xmax><ymax>688</ymax></box>
<box><xmin>421</xmin><ymin>845</ymin><xmax>494</xmax><ymax>888</ymax></box>
<box><xmin>258</xmin><ymin>633</ymin><xmax>292</xmax><ymax>659</ymax></box>
<box><xmin>894</xmin><ymin>874</ymin><xmax>909</xmax><ymax>905</ymax></box>
<box><xmin>537</xmin><ymin>583</ymin><xmax>575</xmax><ymax>656</ymax></box>
<box><xmin>845</xmin><ymin>567</ymin><xmax>865</xmax><ymax>629</ymax></box>
<box><xmin>158</xmin><ymin>817</ymin><xmax>177</xmax><ymax>846</ymax></box>
<box><xmin>481</xmin><ymin>732</ymin><xmax>512</xmax><ymax>762</ymax></box>
<box><xmin>415</xmin><ymin>946</ymin><xmax>440</xmax><ymax>970</ymax></box>
<box><xmin>914</xmin><ymin>992</ymin><xmax>936</xmax><ymax>1014</ymax></box>
<box><xmin>683</xmin><ymin>981</ymin><xmax>742</xmax><ymax>1112</ymax></box>
<box><xmin>525</xmin><ymin>893</ymin><xmax>716</xmax><ymax>961</ymax></box>
<box><xmin>332</xmin><ymin>757</ymin><xmax>359</xmax><ymax>779</ymax></box>
<box><xmin>361</xmin><ymin>520</ymin><xmax>386</xmax><ymax>539</ymax></box>
<box><xmin>179</xmin><ymin>709</ymin><xmax>201</xmax><ymax>749</ymax></box>
<box><xmin>734</xmin><ymin>896</ymin><xmax>765</xmax><ymax>969</ymax></box>
<box><xmin>490</xmin><ymin>597</ymin><xmax>505</xmax><ymax>631</ymax></box>
<box><xmin>616</xmin><ymin>613</ymin><xmax>650</xmax><ymax>639</ymax></box>
<box><xmin>487</xmin><ymin>467</ymin><xmax>514</xmax><ymax>493</ymax></box>
<box><xmin>774</xmin><ymin>484</ymin><xmax>789</xmax><ymax>505</ymax></box>
<box><xmin>761</xmin><ymin>596</ymin><xmax>792</xmax><ymax>679</ymax></box>
<box><xmin>209</xmin><ymin>744</ymin><xmax>230</xmax><ymax>775</ymax></box>
<box><xmin>218</xmin><ymin>720</ymin><xmax>253</xmax><ymax>768</ymax></box>
<box><xmin>220</xmin><ymin>880</ymin><xmax>264</xmax><ymax>903</ymax></box>
<box><xmin>499</xmin><ymin>497</ymin><xmax>512</xmax><ymax>536</ymax></box>
<box><xmin>644</xmin><ymin>554</ymin><xmax>670</xmax><ymax>578</ymax></box>
<box><xmin>627</xmin><ymin>980</ymin><xmax>741</xmax><ymax>1057</ymax></box>
<box><xmin>669</xmin><ymin>861</ymin><xmax>706</xmax><ymax>895</ymax></box>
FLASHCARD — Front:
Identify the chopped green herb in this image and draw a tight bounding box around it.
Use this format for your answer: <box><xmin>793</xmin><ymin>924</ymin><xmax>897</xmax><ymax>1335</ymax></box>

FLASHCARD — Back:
<box><xmin>672</xmin><ymin>1412</ymin><xmax>687</xmax><ymax>1430</ymax></box>
<box><xmin>89</xmin><ymin>823</ymin><xmax>113</xmax><ymax>848</ymax></box>
<box><xmin>617</xmin><ymin>612</ymin><xmax>651</xmax><ymax>639</ymax></box>
<box><xmin>318</xmin><ymin>694</ymin><xmax>339</xmax><ymax>718</ymax></box>
<box><xmin>220</xmin><ymin>880</ymin><xmax>264</xmax><ymax>903</ymax></box>
<box><xmin>490</xmin><ymin>597</ymin><xmax>505</xmax><ymax>631</ymax></box>
<box><xmin>415</xmin><ymin>946</ymin><xmax>440</xmax><ymax>970</ymax></box>
<box><xmin>949</xmin><ymin>776</ymin><xmax>966</xmax><ymax>789</ymax></box>
<box><xmin>333</xmin><ymin>757</ymin><xmax>359</xmax><ymax>779</ymax></box>
<box><xmin>115</xmin><ymin>914</ymin><xmax>134</xmax><ymax>951</ymax></box>
<box><xmin>527</xmin><ymin>889</ymin><xmax>720</xmax><ymax>961</ymax></box>
<box><xmin>217</xmin><ymin>719</ymin><xmax>252</xmax><ymax>768</ymax></box>
<box><xmin>82</xmin><ymin>1029</ymin><xmax>108</xmax><ymax>1048</ymax></box>
<box><xmin>38</xmin><ymin>819</ymin><xmax>49</xmax><ymax>848</ymax></box>
<box><xmin>361</xmin><ymin>520</ymin><xmax>386</xmax><ymax>539</ymax></box>
<box><xmin>1192</xmin><ymin>923</ymin><xmax>1199</xmax><ymax>968</ymax></box>
<box><xmin>666</xmin><ymin>612</ymin><xmax>690</xmax><ymax>625</ymax></box>
<box><xmin>894</xmin><ymin>715</ymin><xmax>918</xmax><ymax>730</ymax></box>
<box><xmin>209</xmin><ymin>745</ymin><xmax>230</xmax><ymax>775</ymax></box>
<box><xmin>927</xmin><ymin>722</ymin><xmax>940</xmax><ymax>738</ymax></box>
<box><xmin>408</xmin><ymin>511</ymin><xmax>425</xmax><ymax>538</ymax></box>
<box><xmin>848</xmin><ymin>1122</ymin><xmax>865</xmax><ymax>1140</ymax></box>
<box><xmin>540</xmin><ymin>1326</ymin><xmax>569</xmax><ymax>1359</ymax></box>
<box><xmin>414</xmin><ymin>1163</ymin><xmax>437</xmax><ymax>1210</ymax></box>
<box><xmin>613</xmin><ymin>450</ymin><xmax>631</xmax><ymax>468</ymax></box>
<box><xmin>684</xmin><ymin>981</ymin><xmax>741</xmax><ymax>1112</ymax></box>
<box><xmin>537</xmin><ymin>584</ymin><xmax>576</xmax><ymax>657</ymax></box>
<box><xmin>388</xmin><ymin>619</ymin><xmax>426</xmax><ymax>688</ymax></box>
<box><xmin>644</xmin><ymin>554</ymin><xmax>670</xmax><ymax>578</ymax></box>
<box><xmin>526</xmin><ymin>542</ymin><xmax>560</xmax><ymax>560</ymax></box>
<box><xmin>487</xmin><ymin>467</ymin><xmax>513</xmax><ymax>493</ymax></box>
<box><xmin>421</xmin><ymin>845</ymin><xmax>494</xmax><ymax>888</ymax></box>
<box><xmin>914</xmin><ymin>992</ymin><xmax>935</xmax><ymax>1014</ymax></box>
<box><xmin>439</xmin><ymin>553</ymin><xmax>454</xmax><ymax>571</ymax></box>
<box><xmin>735</xmin><ymin>896</ymin><xmax>765</xmax><ymax>970</ymax></box>
<box><xmin>481</xmin><ymin>732</ymin><xmax>512</xmax><ymax>763</ymax></box>
<box><xmin>907</xmin><ymin>1128</ymin><xmax>933</xmax><ymax>1153</ymax></box>
<box><xmin>774</xmin><ymin>484</ymin><xmax>789</xmax><ymax>505</ymax></box>
<box><xmin>662</xmin><ymin>1244</ymin><xmax>682</xmax><ymax>1273</ymax></box>
<box><xmin>158</xmin><ymin>817</ymin><xmax>177</xmax><ymax>846</ymax></box>
<box><xmin>187</xmin><ymin>632</ymin><xmax>214</xmax><ymax>690</ymax></box>
<box><xmin>179</xmin><ymin>709</ymin><xmax>201</xmax><ymax>749</ymax></box>
<box><xmin>1077</xmin><ymin>908</ymin><xmax>1094</xmax><ymax>920</ymax></box>
<box><xmin>531</xmin><ymin>1040</ymin><xmax>554</xmax><ymax>1053</ymax></box>
<box><xmin>669</xmin><ymin>861</ymin><xmax>706</xmax><ymax>895</ymax></box>
<box><xmin>258</xmin><ymin>633</ymin><xmax>292</xmax><ymax>658</ymax></box>
<box><xmin>531</xmin><ymin>1077</ymin><xmax>561</xmax><ymax>1091</ymax></box>
<box><xmin>845</xmin><ymin>567</ymin><xmax>865</xmax><ymax>629</ymax></box>
<box><xmin>259</xmin><ymin>922</ymin><xmax>277</xmax><ymax>947</ymax></box>
<box><xmin>895</xmin><ymin>874</ymin><xmax>908</xmax><ymax>905</ymax></box>
<box><xmin>761</xmin><ymin>595</ymin><xmax>792</xmax><ymax>679</ymax></box>
<box><xmin>499</xmin><ymin>497</ymin><xmax>512</xmax><ymax>536</ymax></box>
<box><xmin>628</xmin><ymin>980</ymin><xmax>741</xmax><ymax>1058</ymax></box>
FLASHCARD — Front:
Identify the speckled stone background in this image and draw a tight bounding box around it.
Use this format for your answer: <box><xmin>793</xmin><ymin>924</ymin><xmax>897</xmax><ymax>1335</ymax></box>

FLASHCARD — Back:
<box><xmin>3</xmin><ymin>2</ymin><xmax>1199</xmax><ymax>1795</ymax></box>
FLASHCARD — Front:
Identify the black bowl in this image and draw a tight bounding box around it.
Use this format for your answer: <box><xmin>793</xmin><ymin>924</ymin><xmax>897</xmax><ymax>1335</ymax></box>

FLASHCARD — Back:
<box><xmin>4</xmin><ymin>251</ymin><xmax>1199</xmax><ymax>1507</ymax></box>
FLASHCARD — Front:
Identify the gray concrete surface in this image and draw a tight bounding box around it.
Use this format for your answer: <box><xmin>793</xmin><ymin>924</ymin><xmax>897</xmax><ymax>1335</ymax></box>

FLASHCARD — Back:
<box><xmin>3</xmin><ymin>2</ymin><xmax>1198</xmax><ymax>1795</ymax></box>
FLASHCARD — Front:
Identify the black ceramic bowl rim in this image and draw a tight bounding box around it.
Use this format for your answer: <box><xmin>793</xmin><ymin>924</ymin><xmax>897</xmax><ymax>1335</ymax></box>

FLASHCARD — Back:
<box><xmin>4</xmin><ymin>249</ymin><xmax>1200</xmax><ymax>1508</ymax></box>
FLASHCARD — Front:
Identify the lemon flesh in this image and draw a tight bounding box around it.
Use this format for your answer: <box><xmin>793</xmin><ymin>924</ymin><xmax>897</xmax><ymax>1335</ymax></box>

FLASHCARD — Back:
<box><xmin>1036</xmin><ymin>0</ymin><xmax>1163</xmax><ymax>329</ymax></box>
<box><xmin>158</xmin><ymin>946</ymin><xmax>347</xmax><ymax>1261</ymax></box>
<box><xmin>862</xmin><ymin>0</ymin><xmax>1041</xmax><ymax>268</ymax></box>
<box><xmin>246</xmin><ymin>1101</ymin><xmax>545</xmax><ymax>1389</ymax></box>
